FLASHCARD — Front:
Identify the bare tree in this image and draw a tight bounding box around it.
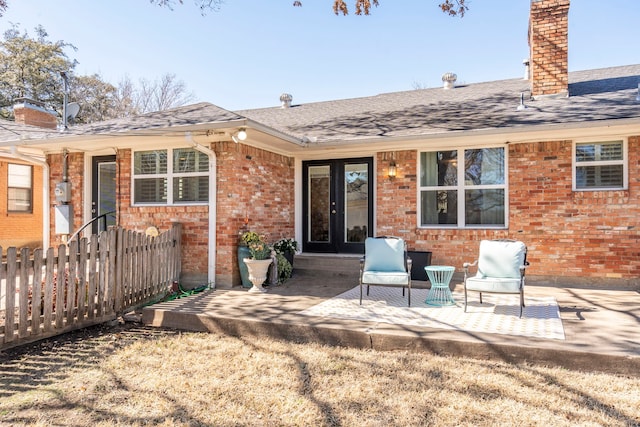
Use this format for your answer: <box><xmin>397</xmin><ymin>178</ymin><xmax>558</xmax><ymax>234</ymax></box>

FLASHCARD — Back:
<box><xmin>117</xmin><ymin>73</ymin><xmax>195</xmax><ymax>115</ymax></box>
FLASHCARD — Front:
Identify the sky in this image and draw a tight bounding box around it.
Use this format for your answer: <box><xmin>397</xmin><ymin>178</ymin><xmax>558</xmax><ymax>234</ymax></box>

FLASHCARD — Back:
<box><xmin>1</xmin><ymin>0</ymin><xmax>639</xmax><ymax>111</ymax></box>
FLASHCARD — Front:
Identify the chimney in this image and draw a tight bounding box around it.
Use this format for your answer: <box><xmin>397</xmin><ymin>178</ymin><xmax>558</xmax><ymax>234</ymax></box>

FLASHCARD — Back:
<box><xmin>528</xmin><ymin>0</ymin><xmax>570</xmax><ymax>98</ymax></box>
<box><xmin>13</xmin><ymin>98</ymin><xmax>58</xmax><ymax>130</ymax></box>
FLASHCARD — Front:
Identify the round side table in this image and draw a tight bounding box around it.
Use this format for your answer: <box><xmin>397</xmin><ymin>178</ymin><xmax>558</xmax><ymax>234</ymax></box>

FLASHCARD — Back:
<box><xmin>425</xmin><ymin>266</ymin><xmax>456</xmax><ymax>306</ymax></box>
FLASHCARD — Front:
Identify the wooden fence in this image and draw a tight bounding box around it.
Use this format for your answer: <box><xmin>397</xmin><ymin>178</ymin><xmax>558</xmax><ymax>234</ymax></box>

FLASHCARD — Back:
<box><xmin>0</xmin><ymin>224</ymin><xmax>182</xmax><ymax>350</ymax></box>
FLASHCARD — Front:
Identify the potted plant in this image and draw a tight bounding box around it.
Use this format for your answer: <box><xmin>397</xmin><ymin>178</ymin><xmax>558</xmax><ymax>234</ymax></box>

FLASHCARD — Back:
<box><xmin>237</xmin><ymin>231</ymin><xmax>261</xmax><ymax>288</ymax></box>
<box><xmin>273</xmin><ymin>238</ymin><xmax>298</xmax><ymax>268</ymax></box>
<box><xmin>241</xmin><ymin>232</ymin><xmax>273</xmax><ymax>293</ymax></box>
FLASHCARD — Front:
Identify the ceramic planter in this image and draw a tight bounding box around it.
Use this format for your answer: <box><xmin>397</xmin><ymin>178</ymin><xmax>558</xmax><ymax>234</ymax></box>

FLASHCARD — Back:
<box><xmin>243</xmin><ymin>258</ymin><xmax>273</xmax><ymax>293</ymax></box>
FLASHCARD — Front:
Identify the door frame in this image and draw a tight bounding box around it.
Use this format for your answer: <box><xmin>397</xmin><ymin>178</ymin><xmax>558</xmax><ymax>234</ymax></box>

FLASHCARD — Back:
<box><xmin>91</xmin><ymin>155</ymin><xmax>117</xmax><ymax>235</ymax></box>
<box><xmin>302</xmin><ymin>157</ymin><xmax>373</xmax><ymax>254</ymax></box>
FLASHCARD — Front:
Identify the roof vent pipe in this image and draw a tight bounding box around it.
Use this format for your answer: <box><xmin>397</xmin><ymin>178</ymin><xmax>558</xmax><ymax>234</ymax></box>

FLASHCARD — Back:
<box><xmin>280</xmin><ymin>93</ymin><xmax>293</xmax><ymax>108</ymax></box>
<box><xmin>523</xmin><ymin>59</ymin><xmax>530</xmax><ymax>80</ymax></box>
<box><xmin>442</xmin><ymin>72</ymin><xmax>457</xmax><ymax>89</ymax></box>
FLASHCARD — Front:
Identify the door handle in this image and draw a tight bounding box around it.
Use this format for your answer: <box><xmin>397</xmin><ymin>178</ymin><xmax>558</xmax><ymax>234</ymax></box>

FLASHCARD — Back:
<box><xmin>331</xmin><ymin>210</ymin><xmax>337</xmax><ymax>214</ymax></box>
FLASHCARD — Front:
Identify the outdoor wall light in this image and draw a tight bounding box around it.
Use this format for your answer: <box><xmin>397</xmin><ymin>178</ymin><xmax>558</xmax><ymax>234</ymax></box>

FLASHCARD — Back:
<box><xmin>388</xmin><ymin>161</ymin><xmax>397</xmax><ymax>179</ymax></box>
<box><xmin>232</xmin><ymin>128</ymin><xmax>247</xmax><ymax>143</ymax></box>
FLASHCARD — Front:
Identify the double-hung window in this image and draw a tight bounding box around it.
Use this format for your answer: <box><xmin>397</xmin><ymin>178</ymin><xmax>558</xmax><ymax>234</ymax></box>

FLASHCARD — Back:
<box><xmin>8</xmin><ymin>163</ymin><xmax>33</xmax><ymax>213</ymax></box>
<box><xmin>133</xmin><ymin>148</ymin><xmax>209</xmax><ymax>205</ymax></box>
<box><xmin>574</xmin><ymin>140</ymin><xmax>626</xmax><ymax>190</ymax></box>
<box><xmin>419</xmin><ymin>147</ymin><xmax>506</xmax><ymax>227</ymax></box>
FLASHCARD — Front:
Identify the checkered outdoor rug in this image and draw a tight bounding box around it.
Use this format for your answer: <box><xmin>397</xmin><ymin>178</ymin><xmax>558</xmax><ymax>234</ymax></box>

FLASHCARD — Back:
<box><xmin>299</xmin><ymin>286</ymin><xmax>565</xmax><ymax>340</ymax></box>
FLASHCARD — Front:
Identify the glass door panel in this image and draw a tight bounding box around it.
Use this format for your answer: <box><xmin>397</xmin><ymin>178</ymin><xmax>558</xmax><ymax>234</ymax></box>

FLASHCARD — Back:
<box><xmin>308</xmin><ymin>165</ymin><xmax>331</xmax><ymax>243</ymax></box>
<box><xmin>344</xmin><ymin>163</ymin><xmax>368</xmax><ymax>243</ymax></box>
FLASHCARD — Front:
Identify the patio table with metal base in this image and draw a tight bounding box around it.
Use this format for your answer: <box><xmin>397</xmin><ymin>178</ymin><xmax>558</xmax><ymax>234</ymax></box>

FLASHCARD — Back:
<box><xmin>425</xmin><ymin>266</ymin><xmax>456</xmax><ymax>306</ymax></box>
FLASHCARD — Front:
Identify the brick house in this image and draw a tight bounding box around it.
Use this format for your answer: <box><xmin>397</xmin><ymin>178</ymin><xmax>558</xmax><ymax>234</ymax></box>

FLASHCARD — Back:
<box><xmin>0</xmin><ymin>0</ymin><xmax>638</xmax><ymax>288</ymax></box>
<box><xmin>0</xmin><ymin>99</ymin><xmax>55</xmax><ymax>250</ymax></box>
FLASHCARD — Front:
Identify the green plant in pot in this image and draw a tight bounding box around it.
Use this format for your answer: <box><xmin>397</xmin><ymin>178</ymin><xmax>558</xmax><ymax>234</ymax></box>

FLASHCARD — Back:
<box><xmin>273</xmin><ymin>238</ymin><xmax>298</xmax><ymax>269</ymax></box>
<box><xmin>241</xmin><ymin>232</ymin><xmax>273</xmax><ymax>293</ymax></box>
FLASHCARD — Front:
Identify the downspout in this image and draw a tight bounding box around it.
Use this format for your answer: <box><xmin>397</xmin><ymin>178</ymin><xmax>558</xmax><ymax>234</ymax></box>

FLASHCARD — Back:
<box><xmin>7</xmin><ymin>146</ymin><xmax>50</xmax><ymax>250</ymax></box>
<box><xmin>186</xmin><ymin>132</ymin><xmax>217</xmax><ymax>288</ymax></box>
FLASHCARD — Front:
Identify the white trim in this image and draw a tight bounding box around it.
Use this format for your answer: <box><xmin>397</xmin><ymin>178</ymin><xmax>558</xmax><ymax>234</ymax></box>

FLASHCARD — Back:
<box><xmin>187</xmin><ymin>135</ymin><xmax>217</xmax><ymax>288</ymax></box>
<box><xmin>417</xmin><ymin>145</ymin><xmax>508</xmax><ymax>229</ymax></box>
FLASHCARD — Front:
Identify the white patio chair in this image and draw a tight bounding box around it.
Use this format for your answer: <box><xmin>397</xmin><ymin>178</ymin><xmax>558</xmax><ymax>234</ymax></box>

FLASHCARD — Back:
<box><xmin>463</xmin><ymin>239</ymin><xmax>529</xmax><ymax>317</ymax></box>
<box><xmin>359</xmin><ymin>236</ymin><xmax>412</xmax><ymax>306</ymax></box>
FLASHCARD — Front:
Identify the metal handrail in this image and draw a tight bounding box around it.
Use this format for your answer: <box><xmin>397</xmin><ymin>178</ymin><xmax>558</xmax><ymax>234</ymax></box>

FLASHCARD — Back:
<box><xmin>68</xmin><ymin>210</ymin><xmax>116</xmax><ymax>243</ymax></box>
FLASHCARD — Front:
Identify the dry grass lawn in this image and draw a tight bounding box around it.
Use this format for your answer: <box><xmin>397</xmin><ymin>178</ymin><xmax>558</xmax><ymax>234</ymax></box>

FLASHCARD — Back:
<box><xmin>0</xmin><ymin>321</ymin><xmax>638</xmax><ymax>427</ymax></box>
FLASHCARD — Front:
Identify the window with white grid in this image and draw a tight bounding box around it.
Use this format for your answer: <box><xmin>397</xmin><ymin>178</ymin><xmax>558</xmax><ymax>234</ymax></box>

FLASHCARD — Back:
<box><xmin>8</xmin><ymin>163</ymin><xmax>33</xmax><ymax>213</ymax></box>
<box><xmin>133</xmin><ymin>148</ymin><xmax>209</xmax><ymax>204</ymax></box>
<box><xmin>574</xmin><ymin>140</ymin><xmax>626</xmax><ymax>190</ymax></box>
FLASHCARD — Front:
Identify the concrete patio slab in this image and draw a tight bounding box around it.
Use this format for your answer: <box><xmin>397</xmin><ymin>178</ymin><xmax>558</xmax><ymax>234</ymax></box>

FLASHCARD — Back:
<box><xmin>142</xmin><ymin>274</ymin><xmax>640</xmax><ymax>377</ymax></box>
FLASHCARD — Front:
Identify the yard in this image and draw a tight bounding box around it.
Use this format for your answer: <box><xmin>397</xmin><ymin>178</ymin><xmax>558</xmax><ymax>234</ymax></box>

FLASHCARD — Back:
<box><xmin>0</xmin><ymin>320</ymin><xmax>638</xmax><ymax>426</ymax></box>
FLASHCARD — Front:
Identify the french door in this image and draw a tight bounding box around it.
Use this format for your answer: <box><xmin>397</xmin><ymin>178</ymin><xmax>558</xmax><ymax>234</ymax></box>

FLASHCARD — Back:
<box><xmin>302</xmin><ymin>158</ymin><xmax>373</xmax><ymax>254</ymax></box>
<box><xmin>91</xmin><ymin>156</ymin><xmax>117</xmax><ymax>235</ymax></box>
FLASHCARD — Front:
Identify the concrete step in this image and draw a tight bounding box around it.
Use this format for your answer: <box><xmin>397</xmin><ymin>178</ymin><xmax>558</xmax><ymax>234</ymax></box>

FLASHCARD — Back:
<box><xmin>293</xmin><ymin>254</ymin><xmax>361</xmax><ymax>279</ymax></box>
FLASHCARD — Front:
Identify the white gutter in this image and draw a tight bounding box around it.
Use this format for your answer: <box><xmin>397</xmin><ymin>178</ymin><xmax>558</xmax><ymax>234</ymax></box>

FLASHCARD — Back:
<box><xmin>4</xmin><ymin>146</ymin><xmax>50</xmax><ymax>250</ymax></box>
<box><xmin>186</xmin><ymin>133</ymin><xmax>217</xmax><ymax>288</ymax></box>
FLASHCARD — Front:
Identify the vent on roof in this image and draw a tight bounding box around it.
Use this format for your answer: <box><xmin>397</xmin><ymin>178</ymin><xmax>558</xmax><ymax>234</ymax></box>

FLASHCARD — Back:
<box><xmin>280</xmin><ymin>93</ymin><xmax>293</xmax><ymax>108</ymax></box>
<box><xmin>442</xmin><ymin>72</ymin><xmax>457</xmax><ymax>89</ymax></box>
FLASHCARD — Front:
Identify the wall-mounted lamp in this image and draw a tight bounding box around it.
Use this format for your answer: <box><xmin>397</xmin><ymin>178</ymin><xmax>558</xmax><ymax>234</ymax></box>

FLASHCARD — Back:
<box><xmin>388</xmin><ymin>161</ymin><xmax>397</xmax><ymax>180</ymax></box>
<box><xmin>232</xmin><ymin>128</ymin><xmax>247</xmax><ymax>143</ymax></box>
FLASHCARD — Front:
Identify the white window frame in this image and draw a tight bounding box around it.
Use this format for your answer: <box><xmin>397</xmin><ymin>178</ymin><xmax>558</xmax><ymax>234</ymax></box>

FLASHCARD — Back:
<box><xmin>7</xmin><ymin>163</ymin><xmax>33</xmax><ymax>213</ymax></box>
<box><xmin>131</xmin><ymin>147</ymin><xmax>209</xmax><ymax>206</ymax></box>
<box><xmin>418</xmin><ymin>146</ymin><xmax>508</xmax><ymax>229</ymax></box>
<box><xmin>572</xmin><ymin>138</ymin><xmax>628</xmax><ymax>191</ymax></box>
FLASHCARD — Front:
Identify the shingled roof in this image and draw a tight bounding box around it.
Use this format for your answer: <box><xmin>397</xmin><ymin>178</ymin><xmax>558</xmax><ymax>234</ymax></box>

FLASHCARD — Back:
<box><xmin>237</xmin><ymin>64</ymin><xmax>640</xmax><ymax>144</ymax></box>
<box><xmin>2</xmin><ymin>65</ymin><xmax>638</xmax><ymax>148</ymax></box>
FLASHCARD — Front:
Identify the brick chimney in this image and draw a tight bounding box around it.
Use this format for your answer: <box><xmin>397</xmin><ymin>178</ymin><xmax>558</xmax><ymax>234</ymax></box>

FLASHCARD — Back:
<box><xmin>528</xmin><ymin>0</ymin><xmax>570</xmax><ymax>98</ymax></box>
<box><xmin>13</xmin><ymin>98</ymin><xmax>58</xmax><ymax>130</ymax></box>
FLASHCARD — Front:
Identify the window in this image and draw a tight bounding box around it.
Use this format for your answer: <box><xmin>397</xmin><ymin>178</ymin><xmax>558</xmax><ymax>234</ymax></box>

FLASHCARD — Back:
<box><xmin>574</xmin><ymin>140</ymin><xmax>626</xmax><ymax>190</ymax></box>
<box><xmin>419</xmin><ymin>147</ymin><xmax>506</xmax><ymax>227</ymax></box>
<box><xmin>8</xmin><ymin>163</ymin><xmax>33</xmax><ymax>213</ymax></box>
<box><xmin>132</xmin><ymin>148</ymin><xmax>209</xmax><ymax>204</ymax></box>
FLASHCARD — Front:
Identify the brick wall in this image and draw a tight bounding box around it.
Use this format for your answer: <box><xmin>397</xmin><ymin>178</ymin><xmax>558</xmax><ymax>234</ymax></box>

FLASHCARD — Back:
<box><xmin>44</xmin><ymin>143</ymin><xmax>294</xmax><ymax>288</ymax></box>
<box><xmin>0</xmin><ymin>159</ymin><xmax>44</xmax><ymax>249</ymax></box>
<box><xmin>214</xmin><ymin>142</ymin><xmax>295</xmax><ymax>287</ymax></box>
<box><xmin>48</xmin><ymin>152</ymin><xmax>85</xmax><ymax>248</ymax></box>
<box><xmin>375</xmin><ymin>137</ymin><xmax>640</xmax><ymax>287</ymax></box>
<box><xmin>529</xmin><ymin>0</ymin><xmax>570</xmax><ymax>97</ymax></box>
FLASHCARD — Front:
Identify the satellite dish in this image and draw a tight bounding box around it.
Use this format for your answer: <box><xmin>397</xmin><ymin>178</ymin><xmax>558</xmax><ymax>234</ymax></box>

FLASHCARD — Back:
<box><xmin>66</xmin><ymin>102</ymin><xmax>81</xmax><ymax>121</ymax></box>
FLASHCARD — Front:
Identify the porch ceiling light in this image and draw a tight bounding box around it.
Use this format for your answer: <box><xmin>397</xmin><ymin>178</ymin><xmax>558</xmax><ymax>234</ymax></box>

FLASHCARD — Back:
<box><xmin>388</xmin><ymin>161</ymin><xmax>397</xmax><ymax>180</ymax></box>
<box><xmin>232</xmin><ymin>128</ymin><xmax>247</xmax><ymax>143</ymax></box>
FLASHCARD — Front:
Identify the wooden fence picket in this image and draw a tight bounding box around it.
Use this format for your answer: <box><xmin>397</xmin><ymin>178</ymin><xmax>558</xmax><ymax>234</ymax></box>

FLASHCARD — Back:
<box><xmin>0</xmin><ymin>225</ymin><xmax>182</xmax><ymax>351</ymax></box>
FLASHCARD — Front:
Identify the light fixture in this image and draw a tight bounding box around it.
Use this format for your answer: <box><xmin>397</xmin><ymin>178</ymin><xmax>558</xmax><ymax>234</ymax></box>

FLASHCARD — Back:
<box><xmin>388</xmin><ymin>161</ymin><xmax>397</xmax><ymax>179</ymax></box>
<box><xmin>232</xmin><ymin>128</ymin><xmax>247</xmax><ymax>143</ymax></box>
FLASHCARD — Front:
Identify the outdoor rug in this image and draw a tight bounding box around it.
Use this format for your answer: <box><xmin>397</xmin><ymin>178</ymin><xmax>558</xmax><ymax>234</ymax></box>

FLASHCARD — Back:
<box><xmin>299</xmin><ymin>286</ymin><xmax>565</xmax><ymax>340</ymax></box>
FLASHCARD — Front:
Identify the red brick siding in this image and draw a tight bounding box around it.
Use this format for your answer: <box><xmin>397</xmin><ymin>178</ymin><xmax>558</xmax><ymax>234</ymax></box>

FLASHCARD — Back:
<box><xmin>0</xmin><ymin>159</ymin><xmax>44</xmax><ymax>249</ymax></box>
<box><xmin>116</xmin><ymin>149</ymin><xmax>210</xmax><ymax>281</ymax></box>
<box><xmin>376</xmin><ymin>138</ymin><xmax>640</xmax><ymax>285</ymax></box>
<box><xmin>529</xmin><ymin>0</ymin><xmax>570</xmax><ymax>97</ymax></box>
<box><xmin>214</xmin><ymin>142</ymin><xmax>294</xmax><ymax>286</ymax></box>
<box><xmin>48</xmin><ymin>152</ymin><xmax>85</xmax><ymax>248</ymax></box>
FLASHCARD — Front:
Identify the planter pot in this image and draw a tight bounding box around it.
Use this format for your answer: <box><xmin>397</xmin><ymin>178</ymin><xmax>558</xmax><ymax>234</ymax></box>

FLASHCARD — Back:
<box><xmin>407</xmin><ymin>250</ymin><xmax>432</xmax><ymax>281</ymax></box>
<box><xmin>237</xmin><ymin>245</ymin><xmax>252</xmax><ymax>288</ymax></box>
<box><xmin>244</xmin><ymin>258</ymin><xmax>273</xmax><ymax>293</ymax></box>
<box><xmin>282</xmin><ymin>250</ymin><xmax>294</xmax><ymax>269</ymax></box>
